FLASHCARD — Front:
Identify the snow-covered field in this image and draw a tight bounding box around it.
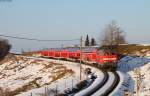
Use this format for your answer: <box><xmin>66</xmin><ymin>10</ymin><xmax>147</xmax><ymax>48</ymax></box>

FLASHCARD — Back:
<box><xmin>118</xmin><ymin>56</ymin><xmax>150</xmax><ymax>72</ymax></box>
<box><xmin>118</xmin><ymin>53</ymin><xmax>150</xmax><ymax>96</ymax></box>
<box><xmin>0</xmin><ymin>56</ymin><xmax>76</xmax><ymax>95</ymax></box>
<box><xmin>0</xmin><ymin>56</ymin><xmax>102</xmax><ymax>96</ymax></box>
<box><xmin>17</xmin><ymin>58</ymin><xmax>104</xmax><ymax>96</ymax></box>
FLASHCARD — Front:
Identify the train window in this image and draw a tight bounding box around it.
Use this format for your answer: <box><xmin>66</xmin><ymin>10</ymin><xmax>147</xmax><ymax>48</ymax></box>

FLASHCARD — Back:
<box><xmin>77</xmin><ymin>53</ymin><xmax>80</xmax><ymax>57</ymax></box>
<box><xmin>98</xmin><ymin>50</ymin><xmax>104</xmax><ymax>55</ymax></box>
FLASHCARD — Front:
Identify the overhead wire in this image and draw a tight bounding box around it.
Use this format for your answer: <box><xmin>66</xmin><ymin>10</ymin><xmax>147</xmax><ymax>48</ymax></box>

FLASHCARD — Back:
<box><xmin>0</xmin><ymin>34</ymin><xmax>80</xmax><ymax>42</ymax></box>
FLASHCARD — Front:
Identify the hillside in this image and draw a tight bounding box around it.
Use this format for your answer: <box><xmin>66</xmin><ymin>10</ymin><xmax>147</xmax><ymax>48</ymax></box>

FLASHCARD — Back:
<box><xmin>0</xmin><ymin>56</ymin><xmax>74</xmax><ymax>95</ymax></box>
<box><xmin>117</xmin><ymin>45</ymin><xmax>150</xmax><ymax>95</ymax></box>
<box><xmin>116</xmin><ymin>44</ymin><xmax>150</xmax><ymax>56</ymax></box>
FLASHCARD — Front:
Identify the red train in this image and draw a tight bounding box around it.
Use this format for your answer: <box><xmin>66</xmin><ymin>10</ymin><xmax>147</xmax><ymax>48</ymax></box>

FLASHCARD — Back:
<box><xmin>37</xmin><ymin>47</ymin><xmax>118</xmax><ymax>70</ymax></box>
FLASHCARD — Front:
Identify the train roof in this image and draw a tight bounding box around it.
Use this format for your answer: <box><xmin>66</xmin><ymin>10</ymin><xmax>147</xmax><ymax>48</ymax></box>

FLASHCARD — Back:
<box><xmin>42</xmin><ymin>47</ymin><xmax>98</xmax><ymax>52</ymax></box>
<box><xmin>40</xmin><ymin>46</ymin><xmax>117</xmax><ymax>53</ymax></box>
<box><xmin>65</xmin><ymin>47</ymin><xmax>98</xmax><ymax>52</ymax></box>
<box><xmin>83</xmin><ymin>47</ymin><xmax>98</xmax><ymax>52</ymax></box>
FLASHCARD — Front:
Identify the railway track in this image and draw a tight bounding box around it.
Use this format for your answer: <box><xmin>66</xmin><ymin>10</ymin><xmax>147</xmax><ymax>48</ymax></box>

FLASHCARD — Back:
<box><xmin>74</xmin><ymin>71</ymin><xmax>108</xmax><ymax>96</ymax></box>
<box><xmin>91</xmin><ymin>71</ymin><xmax>120</xmax><ymax>96</ymax></box>
<box><xmin>81</xmin><ymin>62</ymin><xmax>120</xmax><ymax>96</ymax></box>
<box><xmin>74</xmin><ymin>71</ymin><xmax>120</xmax><ymax>96</ymax></box>
<box><xmin>102</xmin><ymin>71</ymin><xmax>120</xmax><ymax>96</ymax></box>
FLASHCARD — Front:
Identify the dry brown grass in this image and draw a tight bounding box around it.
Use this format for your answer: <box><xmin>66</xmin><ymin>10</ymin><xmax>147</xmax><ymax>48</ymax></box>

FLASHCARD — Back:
<box><xmin>0</xmin><ymin>87</ymin><xmax>15</xmax><ymax>96</ymax></box>
<box><xmin>51</xmin><ymin>69</ymin><xmax>74</xmax><ymax>82</ymax></box>
<box><xmin>116</xmin><ymin>44</ymin><xmax>150</xmax><ymax>56</ymax></box>
<box><xmin>7</xmin><ymin>77</ymin><xmax>42</xmax><ymax>96</ymax></box>
<box><xmin>11</xmin><ymin>66</ymin><xmax>73</xmax><ymax>95</ymax></box>
<box><xmin>0</xmin><ymin>54</ymin><xmax>16</xmax><ymax>64</ymax></box>
<box><xmin>43</xmin><ymin>62</ymin><xmax>54</xmax><ymax>69</ymax></box>
<box><xmin>102</xmin><ymin>44</ymin><xmax>150</xmax><ymax>57</ymax></box>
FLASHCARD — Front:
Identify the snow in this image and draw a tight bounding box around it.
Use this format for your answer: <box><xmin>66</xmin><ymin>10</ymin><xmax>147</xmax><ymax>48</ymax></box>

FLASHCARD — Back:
<box><xmin>0</xmin><ymin>59</ymin><xmax>47</xmax><ymax>91</ymax></box>
<box><xmin>109</xmin><ymin>71</ymin><xmax>133</xmax><ymax>96</ymax></box>
<box><xmin>117</xmin><ymin>56</ymin><xmax>150</xmax><ymax>72</ymax></box>
<box><xmin>137</xmin><ymin>44</ymin><xmax>150</xmax><ymax>46</ymax></box>
<box><xmin>0</xmin><ymin>55</ymin><xmax>107</xmax><ymax>96</ymax></box>
<box><xmin>91</xmin><ymin>72</ymin><xmax>115</xmax><ymax>96</ymax></box>
<box><xmin>15</xmin><ymin>54</ymin><xmax>150</xmax><ymax>96</ymax></box>
<box><xmin>117</xmin><ymin>54</ymin><xmax>150</xmax><ymax>96</ymax></box>
<box><xmin>74</xmin><ymin>71</ymin><xmax>104</xmax><ymax>96</ymax></box>
<box><xmin>128</xmin><ymin>62</ymin><xmax>150</xmax><ymax>96</ymax></box>
<box><xmin>15</xmin><ymin>57</ymin><xmax>102</xmax><ymax>96</ymax></box>
<box><xmin>0</xmin><ymin>56</ymin><xmax>76</xmax><ymax>95</ymax></box>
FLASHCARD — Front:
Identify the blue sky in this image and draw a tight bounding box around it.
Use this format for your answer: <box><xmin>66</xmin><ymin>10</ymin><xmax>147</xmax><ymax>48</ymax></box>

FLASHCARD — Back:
<box><xmin>0</xmin><ymin>0</ymin><xmax>150</xmax><ymax>53</ymax></box>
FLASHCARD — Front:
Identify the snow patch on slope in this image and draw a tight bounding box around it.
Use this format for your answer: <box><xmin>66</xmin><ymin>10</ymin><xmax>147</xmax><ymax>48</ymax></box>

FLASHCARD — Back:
<box><xmin>0</xmin><ymin>56</ymin><xmax>74</xmax><ymax>95</ymax></box>
<box><xmin>117</xmin><ymin>56</ymin><xmax>150</xmax><ymax>72</ymax></box>
<box><xmin>117</xmin><ymin>54</ymin><xmax>150</xmax><ymax>95</ymax></box>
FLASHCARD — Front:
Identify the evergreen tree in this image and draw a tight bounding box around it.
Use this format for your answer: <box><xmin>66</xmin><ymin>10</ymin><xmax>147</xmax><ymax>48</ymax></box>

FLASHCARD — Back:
<box><xmin>91</xmin><ymin>38</ymin><xmax>96</xmax><ymax>46</ymax></box>
<box><xmin>85</xmin><ymin>35</ymin><xmax>89</xmax><ymax>46</ymax></box>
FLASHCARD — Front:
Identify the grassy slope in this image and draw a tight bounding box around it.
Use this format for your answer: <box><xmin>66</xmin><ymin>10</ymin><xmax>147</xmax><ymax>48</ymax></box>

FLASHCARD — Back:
<box><xmin>116</xmin><ymin>44</ymin><xmax>150</xmax><ymax>55</ymax></box>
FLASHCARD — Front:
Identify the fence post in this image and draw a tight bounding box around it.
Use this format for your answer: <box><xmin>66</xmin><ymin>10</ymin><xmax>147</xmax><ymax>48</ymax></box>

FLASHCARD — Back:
<box><xmin>72</xmin><ymin>78</ymin><xmax>73</xmax><ymax>89</ymax></box>
<box><xmin>45</xmin><ymin>86</ymin><xmax>47</xmax><ymax>96</ymax></box>
<box><xmin>55</xmin><ymin>83</ymin><xmax>58</xmax><ymax>96</ymax></box>
<box><xmin>65</xmin><ymin>78</ymin><xmax>66</xmax><ymax>89</ymax></box>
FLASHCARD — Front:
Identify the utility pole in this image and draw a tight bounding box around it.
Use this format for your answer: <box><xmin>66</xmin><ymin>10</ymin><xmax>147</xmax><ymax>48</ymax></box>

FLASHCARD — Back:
<box><xmin>80</xmin><ymin>36</ymin><xmax>83</xmax><ymax>80</ymax></box>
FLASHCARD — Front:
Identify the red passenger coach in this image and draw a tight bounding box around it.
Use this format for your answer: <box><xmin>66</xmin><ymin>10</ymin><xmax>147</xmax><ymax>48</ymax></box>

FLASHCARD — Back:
<box><xmin>60</xmin><ymin>50</ymin><xmax>69</xmax><ymax>59</ymax></box>
<box><xmin>91</xmin><ymin>52</ymin><xmax>97</xmax><ymax>62</ymax></box>
<box><xmin>83</xmin><ymin>53</ymin><xmax>92</xmax><ymax>61</ymax></box>
<box><xmin>76</xmin><ymin>50</ymin><xmax>81</xmax><ymax>59</ymax></box>
<box><xmin>48</xmin><ymin>49</ymin><xmax>55</xmax><ymax>58</ymax></box>
<box><xmin>67</xmin><ymin>47</ymin><xmax>80</xmax><ymax>59</ymax></box>
<box><xmin>41</xmin><ymin>50</ymin><xmax>49</xmax><ymax>57</ymax></box>
<box><xmin>82</xmin><ymin>47</ymin><xmax>98</xmax><ymax>63</ymax></box>
<box><xmin>55</xmin><ymin>52</ymin><xmax>61</xmax><ymax>57</ymax></box>
<box><xmin>69</xmin><ymin>52</ymin><xmax>76</xmax><ymax>58</ymax></box>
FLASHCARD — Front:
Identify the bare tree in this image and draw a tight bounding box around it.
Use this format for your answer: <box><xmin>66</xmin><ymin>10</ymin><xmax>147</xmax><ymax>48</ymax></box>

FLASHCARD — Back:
<box><xmin>100</xmin><ymin>21</ymin><xmax>127</xmax><ymax>46</ymax></box>
<box><xmin>0</xmin><ymin>38</ymin><xmax>11</xmax><ymax>60</ymax></box>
